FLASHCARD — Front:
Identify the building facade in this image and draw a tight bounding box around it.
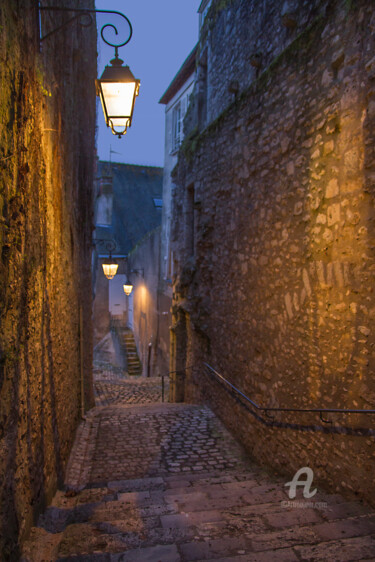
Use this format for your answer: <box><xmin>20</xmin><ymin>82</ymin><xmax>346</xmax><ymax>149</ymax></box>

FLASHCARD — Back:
<box><xmin>127</xmin><ymin>228</ymin><xmax>161</xmax><ymax>377</ymax></box>
<box><xmin>158</xmin><ymin>46</ymin><xmax>197</xmax><ymax>379</ymax></box>
<box><xmin>171</xmin><ymin>0</ymin><xmax>375</xmax><ymax>505</ymax></box>
<box><xmin>92</xmin><ymin>162</ymin><xmax>163</xmax><ymax>364</ymax></box>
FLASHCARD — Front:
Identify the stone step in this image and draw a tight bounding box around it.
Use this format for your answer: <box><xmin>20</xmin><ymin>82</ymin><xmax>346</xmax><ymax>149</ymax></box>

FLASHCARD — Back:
<box><xmin>120</xmin><ymin>328</ymin><xmax>142</xmax><ymax>376</ymax></box>
<box><xmin>22</xmin><ymin>401</ymin><xmax>375</xmax><ymax>561</ymax></box>
<box><xmin>22</xmin><ymin>470</ymin><xmax>375</xmax><ymax>561</ymax></box>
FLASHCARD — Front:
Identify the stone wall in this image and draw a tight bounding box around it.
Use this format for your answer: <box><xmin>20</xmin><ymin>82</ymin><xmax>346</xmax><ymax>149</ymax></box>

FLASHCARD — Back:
<box><xmin>0</xmin><ymin>1</ymin><xmax>96</xmax><ymax>558</ymax></box>
<box><xmin>172</xmin><ymin>0</ymin><xmax>375</xmax><ymax>505</ymax></box>
<box><xmin>186</xmin><ymin>0</ymin><xmax>328</xmax><ymax>134</ymax></box>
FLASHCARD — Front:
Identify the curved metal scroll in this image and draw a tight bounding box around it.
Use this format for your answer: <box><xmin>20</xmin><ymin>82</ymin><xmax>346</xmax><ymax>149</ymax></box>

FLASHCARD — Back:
<box><xmin>93</xmin><ymin>238</ymin><xmax>117</xmax><ymax>254</ymax></box>
<box><xmin>38</xmin><ymin>4</ymin><xmax>133</xmax><ymax>50</ymax></box>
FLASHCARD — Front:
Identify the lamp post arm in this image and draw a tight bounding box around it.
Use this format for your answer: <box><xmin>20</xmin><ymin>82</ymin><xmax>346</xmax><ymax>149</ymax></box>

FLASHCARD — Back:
<box><xmin>38</xmin><ymin>4</ymin><xmax>132</xmax><ymax>49</ymax></box>
<box><xmin>92</xmin><ymin>238</ymin><xmax>117</xmax><ymax>253</ymax></box>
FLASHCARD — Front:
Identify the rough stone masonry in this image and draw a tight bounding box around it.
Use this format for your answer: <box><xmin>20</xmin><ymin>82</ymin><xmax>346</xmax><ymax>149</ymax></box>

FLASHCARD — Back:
<box><xmin>0</xmin><ymin>0</ymin><xmax>96</xmax><ymax>558</ymax></box>
<box><xmin>172</xmin><ymin>0</ymin><xmax>375</xmax><ymax>506</ymax></box>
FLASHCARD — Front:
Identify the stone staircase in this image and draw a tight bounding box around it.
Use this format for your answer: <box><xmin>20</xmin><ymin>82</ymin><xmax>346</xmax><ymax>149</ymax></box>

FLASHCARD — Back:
<box><xmin>21</xmin><ymin>468</ymin><xmax>375</xmax><ymax>561</ymax></box>
<box><xmin>122</xmin><ymin>329</ymin><xmax>142</xmax><ymax>376</ymax></box>
<box><xmin>21</xmin><ymin>402</ymin><xmax>375</xmax><ymax>561</ymax></box>
<box><xmin>110</xmin><ymin>318</ymin><xmax>142</xmax><ymax>377</ymax></box>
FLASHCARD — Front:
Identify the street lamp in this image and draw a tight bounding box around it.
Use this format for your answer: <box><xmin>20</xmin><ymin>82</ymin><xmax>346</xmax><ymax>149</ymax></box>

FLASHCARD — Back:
<box><xmin>38</xmin><ymin>5</ymin><xmax>140</xmax><ymax>138</ymax></box>
<box><xmin>96</xmin><ymin>51</ymin><xmax>140</xmax><ymax>139</ymax></box>
<box><xmin>102</xmin><ymin>257</ymin><xmax>118</xmax><ymax>280</ymax></box>
<box><xmin>93</xmin><ymin>239</ymin><xmax>118</xmax><ymax>280</ymax></box>
<box><xmin>123</xmin><ymin>278</ymin><xmax>133</xmax><ymax>296</ymax></box>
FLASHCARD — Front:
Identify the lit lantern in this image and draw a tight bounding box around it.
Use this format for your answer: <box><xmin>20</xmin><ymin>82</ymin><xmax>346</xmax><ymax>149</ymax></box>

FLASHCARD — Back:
<box><xmin>96</xmin><ymin>53</ymin><xmax>140</xmax><ymax>138</ymax></box>
<box><xmin>123</xmin><ymin>278</ymin><xmax>133</xmax><ymax>295</ymax></box>
<box><xmin>38</xmin><ymin>6</ymin><xmax>139</xmax><ymax>138</ymax></box>
<box><xmin>102</xmin><ymin>258</ymin><xmax>118</xmax><ymax>280</ymax></box>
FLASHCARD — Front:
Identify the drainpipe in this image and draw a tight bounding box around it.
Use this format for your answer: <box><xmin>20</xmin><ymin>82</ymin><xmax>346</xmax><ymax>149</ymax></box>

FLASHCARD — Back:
<box><xmin>147</xmin><ymin>342</ymin><xmax>152</xmax><ymax>378</ymax></box>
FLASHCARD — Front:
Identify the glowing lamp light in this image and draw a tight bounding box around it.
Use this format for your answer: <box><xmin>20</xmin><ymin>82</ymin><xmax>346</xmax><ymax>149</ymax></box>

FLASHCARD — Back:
<box><xmin>123</xmin><ymin>278</ymin><xmax>133</xmax><ymax>296</ymax></box>
<box><xmin>38</xmin><ymin>7</ymin><xmax>139</xmax><ymax>139</ymax></box>
<box><xmin>96</xmin><ymin>54</ymin><xmax>140</xmax><ymax>138</ymax></box>
<box><xmin>102</xmin><ymin>260</ymin><xmax>118</xmax><ymax>280</ymax></box>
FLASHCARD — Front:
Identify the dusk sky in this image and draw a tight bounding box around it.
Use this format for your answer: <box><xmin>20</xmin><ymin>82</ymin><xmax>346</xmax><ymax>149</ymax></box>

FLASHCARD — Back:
<box><xmin>95</xmin><ymin>1</ymin><xmax>201</xmax><ymax>167</ymax></box>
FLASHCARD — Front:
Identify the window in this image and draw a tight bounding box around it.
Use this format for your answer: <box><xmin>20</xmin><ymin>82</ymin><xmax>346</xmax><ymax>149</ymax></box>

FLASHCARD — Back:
<box><xmin>172</xmin><ymin>102</ymin><xmax>182</xmax><ymax>152</ymax></box>
<box><xmin>153</xmin><ymin>197</ymin><xmax>163</xmax><ymax>208</ymax></box>
<box><xmin>171</xmin><ymin>96</ymin><xmax>188</xmax><ymax>153</ymax></box>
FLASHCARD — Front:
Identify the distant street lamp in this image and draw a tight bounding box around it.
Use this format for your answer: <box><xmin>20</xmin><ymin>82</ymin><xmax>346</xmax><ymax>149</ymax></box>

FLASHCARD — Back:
<box><xmin>38</xmin><ymin>5</ymin><xmax>140</xmax><ymax>138</ymax></box>
<box><xmin>102</xmin><ymin>257</ymin><xmax>118</xmax><ymax>280</ymax></box>
<box><xmin>123</xmin><ymin>278</ymin><xmax>133</xmax><ymax>296</ymax></box>
<box><xmin>93</xmin><ymin>239</ymin><xmax>118</xmax><ymax>280</ymax></box>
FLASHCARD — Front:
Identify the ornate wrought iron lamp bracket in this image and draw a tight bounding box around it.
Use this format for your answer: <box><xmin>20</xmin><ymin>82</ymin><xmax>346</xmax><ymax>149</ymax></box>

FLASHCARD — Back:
<box><xmin>93</xmin><ymin>238</ymin><xmax>117</xmax><ymax>254</ymax></box>
<box><xmin>38</xmin><ymin>2</ymin><xmax>132</xmax><ymax>55</ymax></box>
<box><xmin>131</xmin><ymin>268</ymin><xmax>144</xmax><ymax>278</ymax></box>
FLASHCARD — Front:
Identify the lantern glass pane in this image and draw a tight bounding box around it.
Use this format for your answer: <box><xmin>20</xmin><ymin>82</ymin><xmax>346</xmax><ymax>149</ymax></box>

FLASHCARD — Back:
<box><xmin>102</xmin><ymin>263</ymin><xmax>118</xmax><ymax>280</ymax></box>
<box><xmin>101</xmin><ymin>82</ymin><xmax>136</xmax><ymax>119</ymax></box>
<box><xmin>99</xmin><ymin>92</ymin><xmax>108</xmax><ymax>123</ymax></box>
<box><xmin>123</xmin><ymin>283</ymin><xmax>133</xmax><ymax>296</ymax></box>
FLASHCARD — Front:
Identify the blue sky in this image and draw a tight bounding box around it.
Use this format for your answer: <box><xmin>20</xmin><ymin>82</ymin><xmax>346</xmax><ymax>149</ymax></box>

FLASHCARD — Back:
<box><xmin>95</xmin><ymin>1</ymin><xmax>201</xmax><ymax>166</ymax></box>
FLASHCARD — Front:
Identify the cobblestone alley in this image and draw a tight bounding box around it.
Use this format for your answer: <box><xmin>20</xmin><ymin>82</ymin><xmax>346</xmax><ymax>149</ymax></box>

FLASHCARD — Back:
<box><xmin>22</xmin><ymin>366</ymin><xmax>375</xmax><ymax>561</ymax></box>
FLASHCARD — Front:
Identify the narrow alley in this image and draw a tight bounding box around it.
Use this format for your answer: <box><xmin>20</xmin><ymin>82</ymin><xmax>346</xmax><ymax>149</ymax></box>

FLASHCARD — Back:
<box><xmin>2</xmin><ymin>1</ymin><xmax>375</xmax><ymax>560</ymax></box>
<box><xmin>22</xmin><ymin>365</ymin><xmax>375</xmax><ymax>561</ymax></box>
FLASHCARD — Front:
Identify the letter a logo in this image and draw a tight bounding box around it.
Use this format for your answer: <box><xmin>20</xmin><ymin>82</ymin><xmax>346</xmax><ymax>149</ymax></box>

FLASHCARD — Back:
<box><xmin>285</xmin><ymin>467</ymin><xmax>317</xmax><ymax>499</ymax></box>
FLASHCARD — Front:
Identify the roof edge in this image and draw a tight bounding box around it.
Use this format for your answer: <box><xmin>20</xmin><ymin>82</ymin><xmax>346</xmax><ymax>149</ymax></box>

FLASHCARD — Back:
<box><xmin>98</xmin><ymin>161</ymin><xmax>163</xmax><ymax>172</ymax></box>
<box><xmin>159</xmin><ymin>43</ymin><xmax>198</xmax><ymax>105</ymax></box>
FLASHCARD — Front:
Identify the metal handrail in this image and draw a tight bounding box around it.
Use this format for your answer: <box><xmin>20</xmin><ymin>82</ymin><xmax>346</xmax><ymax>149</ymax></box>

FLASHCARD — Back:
<box><xmin>204</xmin><ymin>363</ymin><xmax>375</xmax><ymax>416</ymax></box>
<box><xmin>158</xmin><ymin>367</ymin><xmax>191</xmax><ymax>403</ymax></box>
<box><xmin>203</xmin><ymin>363</ymin><xmax>375</xmax><ymax>436</ymax></box>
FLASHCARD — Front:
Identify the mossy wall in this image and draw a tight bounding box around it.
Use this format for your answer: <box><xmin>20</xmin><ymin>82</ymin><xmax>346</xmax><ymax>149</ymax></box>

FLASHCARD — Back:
<box><xmin>0</xmin><ymin>1</ymin><xmax>96</xmax><ymax>558</ymax></box>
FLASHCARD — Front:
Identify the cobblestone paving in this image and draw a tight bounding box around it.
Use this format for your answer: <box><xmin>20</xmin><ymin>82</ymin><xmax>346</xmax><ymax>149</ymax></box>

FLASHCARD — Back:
<box><xmin>94</xmin><ymin>379</ymin><xmax>169</xmax><ymax>407</ymax></box>
<box><xmin>93</xmin><ymin>360</ymin><xmax>126</xmax><ymax>380</ymax></box>
<box><xmin>93</xmin><ymin>361</ymin><xmax>169</xmax><ymax>406</ymax></box>
<box><xmin>22</xmin><ymin>370</ymin><xmax>375</xmax><ymax>561</ymax></box>
<box><xmin>66</xmin><ymin>404</ymin><xmax>245</xmax><ymax>487</ymax></box>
